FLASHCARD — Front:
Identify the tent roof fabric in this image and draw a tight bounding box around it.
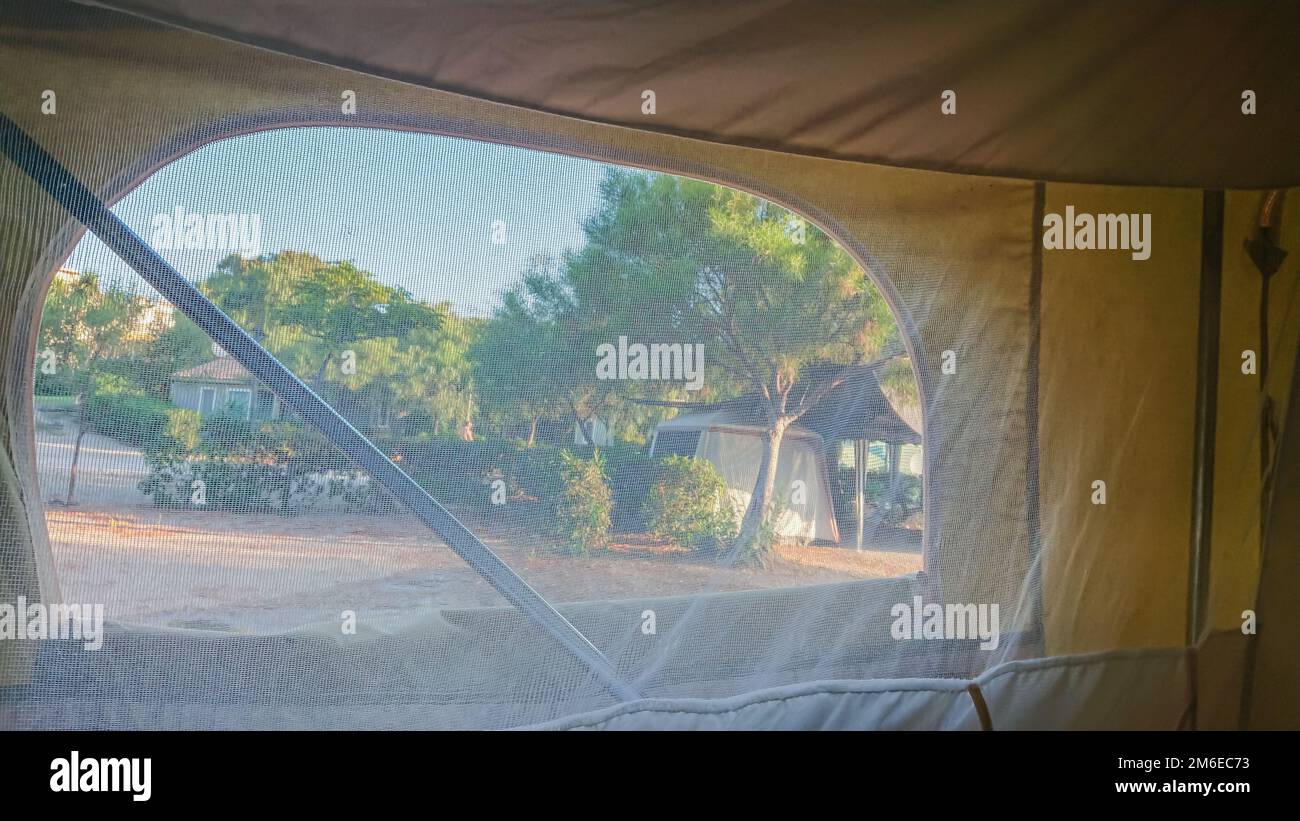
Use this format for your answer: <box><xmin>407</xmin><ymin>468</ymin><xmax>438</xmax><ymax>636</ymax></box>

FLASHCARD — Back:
<box><xmin>654</xmin><ymin>364</ymin><xmax>921</xmax><ymax>444</ymax></box>
<box><xmin>655</xmin><ymin>409</ymin><xmax>823</xmax><ymax>443</ymax></box>
<box><xmin>96</xmin><ymin>0</ymin><xmax>1300</xmax><ymax>189</ymax></box>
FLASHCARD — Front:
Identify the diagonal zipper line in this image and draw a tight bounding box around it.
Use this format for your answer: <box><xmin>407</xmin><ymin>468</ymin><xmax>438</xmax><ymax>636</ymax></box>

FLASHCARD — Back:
<box><xmin>0</xmin><ymin>113</ymin><xmax>639</xmax><ymax>703</ymax></box>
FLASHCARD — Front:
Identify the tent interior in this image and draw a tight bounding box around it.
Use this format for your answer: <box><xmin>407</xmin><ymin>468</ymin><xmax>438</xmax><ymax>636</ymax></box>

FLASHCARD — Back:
<box><xmin>0</xmin><ymin>0</ymin><xmax>1298</xmax><ymax>730</ymax></box>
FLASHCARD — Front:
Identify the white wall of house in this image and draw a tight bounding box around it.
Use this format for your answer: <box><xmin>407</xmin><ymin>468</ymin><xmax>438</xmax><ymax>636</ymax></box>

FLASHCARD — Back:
<box><xmin>169</xmin><ymin>381</ymin><xmax>280</xmax><ymax>420</ymax></box>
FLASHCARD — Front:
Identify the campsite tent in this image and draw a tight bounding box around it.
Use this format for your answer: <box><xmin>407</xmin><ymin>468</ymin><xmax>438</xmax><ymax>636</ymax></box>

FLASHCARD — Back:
<box><xmin>650</xmin><ymin>410</ymin><xmax>839</xmax><ymax>543</ymax></box>
<box><xmin>649</xmin><ymin>363</ymin><xmax>922</xmax><ymax>545</ymax></box>
<box><xmin>1</xmin><ymin>1</ymin><xmax>1298</xmax><ymax>730</ymax></box>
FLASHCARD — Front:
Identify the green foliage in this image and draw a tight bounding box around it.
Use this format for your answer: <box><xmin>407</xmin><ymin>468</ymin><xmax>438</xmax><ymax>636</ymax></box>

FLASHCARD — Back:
<box><xmin>204</xmin><ymin>252</ymin><xmax>467</xmax><ymax>432</ymax></box>
<box><xmin>138</xmin><ymin>413</ymin><xmax>377</xmax><ymax>514</ymax></box>
<box><xmin>84</xmin><ymin>376</ymin><xmax>198</xmax><ymax>454</ymax></box>
<box><xmin>570</xmin><ymin>169</ymin><xmax>898</xmax><ymax>383</ymax></box>
<box><xmin>393</xmin><ymin>437</ymin><xmax>529</xmax><ymax>507</ymax></box>
<box><xmin>470</xmin><ymin>259</ymin><xmax>601</xmax><ymax>442</ymax></box>
<box><xmin>599</xmin><ymin>443</ymin><xmax>662</xmax><ymax>531</ymax></box>
<box><xmin>164</xmin><ymin>407</ymin><xmax>202</xmax><ymax>454</ymax></box>
<box><xmin>383</xmin><ymin>435</ymin><xmax>652</xmax><ymax>533</ymax></box>
<box><xmin>37</xmin><ymin>271</ymin><xmax>142</xmax><ymax>397</ymax></box>
<box><xmin>469</xmin><ymin>167</ymin><xmax>908</xmax><ymax>553</ymax></box>
<box><xmin>645</xmin><ymin>455</ymin><xmax>738</xmax><ymax>553</ymax></box>
<box><xmin>831</xmin><ymin>465</ymin><xmax>923</xmax><ymax>528</ymax></box>
<box><xmin>864</xmin><ymin>473</ymin><xmax>923</xmax><ymax>523</ymax></box>
<box><xmin>551</xmin><ymin>450</ymin><xmax>613</xmax><ymax>555</ymax></box>
<box><xmin>133</xmin><ymin>313</ymin><xmax>213</xmax><ymax>398</ymax></box>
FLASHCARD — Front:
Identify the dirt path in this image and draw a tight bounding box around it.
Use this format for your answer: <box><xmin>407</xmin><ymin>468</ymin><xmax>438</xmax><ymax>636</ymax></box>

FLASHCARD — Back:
<box><xmin>45</xmin><ymin>503</ymin><xmax>921</xmax><ymax>633</ymax></box>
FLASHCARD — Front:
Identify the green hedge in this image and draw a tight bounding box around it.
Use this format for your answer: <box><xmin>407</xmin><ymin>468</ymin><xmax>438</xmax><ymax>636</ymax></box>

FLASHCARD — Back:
<box><xmin>645</xmin><ymin>455</ymin><xmax>738</xmax><ymax>553</ymax></box>
<box><xmin>85</xmin><ymin>389</ymin><xmax>199</xmax><ymax>454</ymax></box>
<box><xmin>551</xmin><ymin>450</ymin><xmax>613</xmax><ymax>554</ymax></box>
<box><xmin>370</xmin><ymin>435</ymin><xmax>665</xmax><ymax>533</ymax></box>
<box><xmin>138</xmin><ymin>413</ymin><xmax>380</xmax><ymax>514</ymax></box>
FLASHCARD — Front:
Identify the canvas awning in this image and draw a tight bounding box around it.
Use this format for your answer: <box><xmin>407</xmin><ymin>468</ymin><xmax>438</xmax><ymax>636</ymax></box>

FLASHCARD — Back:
<box><xmin>94</xmin><ymin>0</ymin><xmax>1300</xmax><ymax>189</ymax></box>
<box><xmin>654</xmin><ymin>363</ymin><xmax>920</xmax><ymax>445</ymax></box>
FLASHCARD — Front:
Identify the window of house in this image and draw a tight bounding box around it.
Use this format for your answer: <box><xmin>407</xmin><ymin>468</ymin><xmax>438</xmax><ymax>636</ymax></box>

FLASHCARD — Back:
<box><xmin>226</xmin><ymin>388</ymin><xmax>252</xmax><ymax>419</ymax></box>
<box><xmin>34</xmin><ymin>126</ymin><xmax>923</xmax><ymax>633</ymax></box>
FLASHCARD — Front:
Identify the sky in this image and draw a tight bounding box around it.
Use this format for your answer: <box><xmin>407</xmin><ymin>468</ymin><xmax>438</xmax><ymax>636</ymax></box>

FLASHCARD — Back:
<box><xmin>65</xmin><ymin>126</ymin><xmax>610</xmax><ymax>318</ymax></box>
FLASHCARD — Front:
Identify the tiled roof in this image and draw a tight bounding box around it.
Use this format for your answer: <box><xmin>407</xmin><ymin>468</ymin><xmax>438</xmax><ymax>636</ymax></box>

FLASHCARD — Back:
<box><xmin>171</xmin><ymin>357</ymin><xmax>255</xmax><ymax>383</ymax></box>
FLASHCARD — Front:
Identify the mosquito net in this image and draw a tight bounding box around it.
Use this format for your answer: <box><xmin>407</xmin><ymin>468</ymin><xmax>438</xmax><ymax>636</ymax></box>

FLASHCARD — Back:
<box><xmin>0</xmin><ymin>0</ymin><xmax>1296</xmax><ymax>730</ymax></box>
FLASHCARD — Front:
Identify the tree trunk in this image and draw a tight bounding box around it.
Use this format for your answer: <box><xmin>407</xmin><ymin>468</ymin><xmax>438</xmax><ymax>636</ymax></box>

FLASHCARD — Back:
<box><xmin>567</xmin><ymin>398</ymin><xmax>592</xmax><ymax>446</ymax></box>
<box><xmin>313</xmin><ymin>352</ymin><xmax>332</xmax><ymax>388</ymax></box>
<box><xmin>65</xmin><ymin>395</ymin><xmax>87</xmax><ymax>505</ymax></box>
<box><xmin>527</xmin><ymin>414</ymin><xmax>539</xmax><ymax>447</ymax></box>
<box><xmin>735</xmin><ymin>418</ymin><xmax>788</xmax><ymax>553</ymax></box>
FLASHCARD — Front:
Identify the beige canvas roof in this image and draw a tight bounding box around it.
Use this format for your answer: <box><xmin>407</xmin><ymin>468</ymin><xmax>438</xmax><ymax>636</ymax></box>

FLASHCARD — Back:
<box><xmin>99</xmin><ymin>0</ymin><xmax>1300</xmax><ymax>189</ymax></box>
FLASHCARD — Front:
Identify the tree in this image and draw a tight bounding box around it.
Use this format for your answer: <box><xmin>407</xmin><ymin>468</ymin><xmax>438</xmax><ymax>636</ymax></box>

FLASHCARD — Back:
<box><xmin>277</xmin><ymin>258</ymin><xmax>442</xmax><ymax>386</ymax></box>
<box><xmin>132</xmin><ymin>312</ymin><xmax>213</xmax><ymax>399</ymax></box>
<box><xmin>561</xmin><ymin>169</ymin><xmax>900</xmax><ymax>552</ymax></box>
<box><xmin>204</xmin><ymin>252</ymin><xmax>448</xmax><ymax>430</ymax></box>
<box><xmin>471</xmin><ymin>257</ymin><xmax>614</xmax><ymax>446</ymax></box>
<box><xmin>38</xmin><ymin>272</ymin><xmax>142</xmax><ymax>504</ymax></box>
<box><xmin>388</xmin><ymin>312</ymin><xmax>478</xmax><ymax>437</ymax></box>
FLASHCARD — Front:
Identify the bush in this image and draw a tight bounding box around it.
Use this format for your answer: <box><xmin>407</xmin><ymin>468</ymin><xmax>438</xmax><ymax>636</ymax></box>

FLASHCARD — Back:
<box><xmin>597</xmin><ymin>443</ymin><xmax>662</xmax><ymax>531</ymax></box>
<box><xmin>138</xmin><ymin>455</ymin><xmax>280</xmax><ymax>513</ymax></box>
<box><xmin>373</xmin><ymin>435</ymin><xmax>658</xmax><ymax>535</ymax></box>
<box><xmin>864</xmin><ymin>472</ymin><xmax>922</xmax><ymax>524</ymax></box>
<box><xmin>138</xmin><ymin>415</ymin><xmax>380</xmax><ymax>514</ymax></box>
<box><xmin>551</xmin><ymin>450</ymin><xmax>612</xmax><ymax>554</ymax></box>
<box><xmin>384</xmin><ymin>436</ymin><xmax>526</xmax><ymax>508</ymax></box>
<box><xmin>85</xmin><ymin>384</ymin><xmax>197</xmax><ymax>454</ymax></box>
<box><xmin>645</xmin><ymin>455</ymin><xmax>738</xmax><ymax>553</ymax></box>
<box><xmin>164</xmin><ymin>407</ymin><xmax>202</xmax><ymax>454</ymax></box>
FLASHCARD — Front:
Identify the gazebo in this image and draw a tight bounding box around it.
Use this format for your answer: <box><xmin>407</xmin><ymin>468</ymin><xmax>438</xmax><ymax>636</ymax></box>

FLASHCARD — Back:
<box><xmin>798</xmin><ymin>363</ymin><xmax>923</xmax><ymax>549</ymax></box>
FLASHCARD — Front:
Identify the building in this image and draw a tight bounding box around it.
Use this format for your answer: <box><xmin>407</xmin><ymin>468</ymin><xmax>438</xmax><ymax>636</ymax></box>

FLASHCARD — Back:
<box><xmin>169</xmin><ymin>357</ymin><xmax>282</xmax><ymax>421</ymax></box>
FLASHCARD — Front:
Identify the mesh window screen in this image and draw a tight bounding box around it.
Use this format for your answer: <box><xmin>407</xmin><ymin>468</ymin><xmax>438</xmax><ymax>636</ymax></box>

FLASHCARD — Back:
<box><xmin>15</xmin><ymin>126</ymin><xmax>958</xmax><ymax>728</ymax></box>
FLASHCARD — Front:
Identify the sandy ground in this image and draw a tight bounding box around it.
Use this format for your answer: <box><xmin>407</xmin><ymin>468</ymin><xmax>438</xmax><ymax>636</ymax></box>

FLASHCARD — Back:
<box><xmin>34</xmin><ymin>416</ymin><xmax>921</xmax><ymax>633</ymax></box>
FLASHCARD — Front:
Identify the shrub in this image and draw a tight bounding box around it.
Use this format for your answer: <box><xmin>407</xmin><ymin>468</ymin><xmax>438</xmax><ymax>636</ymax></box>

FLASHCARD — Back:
<box><xmin>597</xmin><ymin>443</ymin><xmax>662</xmax><ymax>531</ymax></box>
<box><xmin>373</xmin><ymin>435</ymin><xmax>658</xmax><ymax>530</ymax></box>
<box><xmin>199</xmin><ymin>411</ymin><xmax>252</xmax><ymax>455</ymax></box>
<box><xmin>645</xmin><ymin>455</ymin><xmax>738</xmax><ymax>553</ymax></box>
<box><xmin>864</xmin><ymin>473</ymin><xmax>922</xmax><ymax>524</ymax></box>
<box><xmin>386</xmin><ymin>436</ymin><xmax>526</xmax><ymax>508</ymax></box>
<box><xmin>551</xmin><ymin>450</ymin><xmax>613</xmax><ymax>554</ymax></box>
<box><xmin>85</xmin><ymin>385</ymin><xmax>192</xmax><ymax>454</ymax></box>
<box><xmin>513</xmin><ymin>445</ymin><xmax>568</xmax><ymax>508</ymax></box>
<box><xmin>163</xmin><ymin>408</ymin><xmax>201</xmax><ymax>454</ymax></box>
<box><xmin>138</xmin><ymin>415</ymin><xmax>379</xmax><ymax>514</ymax></box>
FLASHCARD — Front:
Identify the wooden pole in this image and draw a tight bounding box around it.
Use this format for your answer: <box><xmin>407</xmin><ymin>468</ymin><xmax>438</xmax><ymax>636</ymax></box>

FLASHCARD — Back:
<box><xmin>855</xmin><ymin>439</ymin><xmax>865</xmax><ymax>551</ymax></box>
